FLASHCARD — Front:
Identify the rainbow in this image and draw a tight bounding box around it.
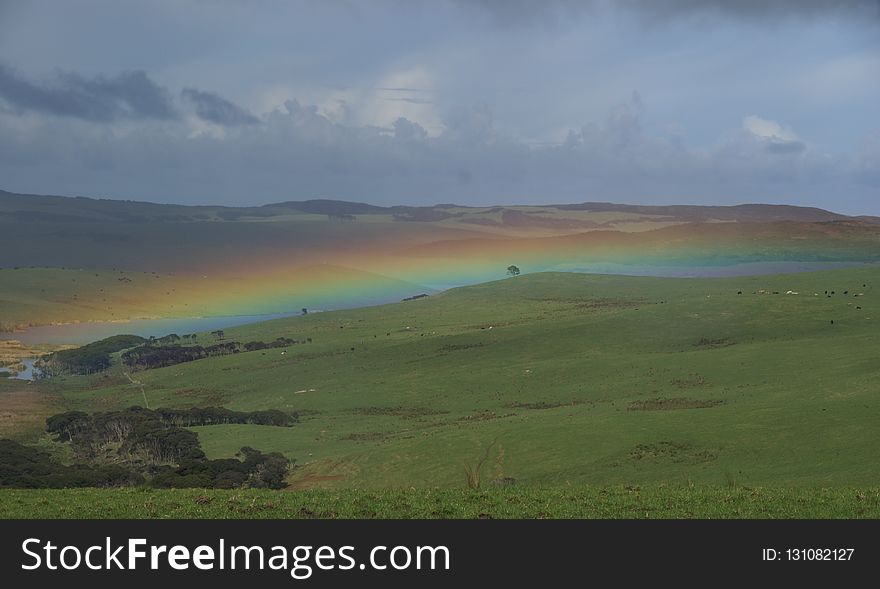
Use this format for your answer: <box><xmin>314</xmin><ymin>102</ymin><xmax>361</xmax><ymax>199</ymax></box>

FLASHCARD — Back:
<box><xmin>5</xmin><ymin>219</ymin><xmax>880</xmax><ymax>335</ymax></box>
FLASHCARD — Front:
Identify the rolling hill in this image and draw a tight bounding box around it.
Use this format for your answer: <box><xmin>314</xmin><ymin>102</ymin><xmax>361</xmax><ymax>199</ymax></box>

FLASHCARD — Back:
<box><xmin>19</xmin><ymin>266</ymin><xmax>877</xmax><ymax>490</ymax></box>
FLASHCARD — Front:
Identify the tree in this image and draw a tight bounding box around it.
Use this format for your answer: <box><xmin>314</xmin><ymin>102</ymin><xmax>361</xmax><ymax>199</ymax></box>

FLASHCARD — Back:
<box><xmin>506</xmin><ymin>265</ymin><xmax>521</xmax><ymax>277</ymax></box>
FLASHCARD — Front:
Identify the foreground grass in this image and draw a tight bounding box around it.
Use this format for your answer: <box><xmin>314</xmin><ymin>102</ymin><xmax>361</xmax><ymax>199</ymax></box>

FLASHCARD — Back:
<box><xmin>2</xmin><ymin>486</ymin><xmax>879</xmax><ymax>519</ymax></box>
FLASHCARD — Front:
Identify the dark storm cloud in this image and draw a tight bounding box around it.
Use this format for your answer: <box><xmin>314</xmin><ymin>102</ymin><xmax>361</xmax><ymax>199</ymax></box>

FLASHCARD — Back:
<box><xmin>0</xmin><ymin>64</ymin><xmax>177</xmax><ymax>121</ymax></box>
<box><xmin>181</xmin><ymin>87</ymin><xmax>259</xmax><ymax>126</ymax></box>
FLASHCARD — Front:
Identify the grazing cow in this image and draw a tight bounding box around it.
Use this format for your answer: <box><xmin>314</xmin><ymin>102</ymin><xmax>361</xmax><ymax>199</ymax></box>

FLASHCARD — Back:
<box><xmin>830</xmin><ymin>320</ymin><xmax>834</xmax><ymax>325</ymax></box>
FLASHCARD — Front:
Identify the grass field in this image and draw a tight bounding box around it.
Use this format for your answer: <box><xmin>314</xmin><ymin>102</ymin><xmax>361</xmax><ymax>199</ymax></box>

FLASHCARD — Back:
<box><xmin>2</xmin><ymin>486</ymin><xmax>879</xmax><ymax>519</ymax></box>
<box><xmin>31</xmin><ymin>266</ymin><xmax>878</xmax><ymax>492</ymax></box>
<box><xmin>0</xmin><ymin>379</ymin><xmax>63</xmax><ymax>442</ymax></box>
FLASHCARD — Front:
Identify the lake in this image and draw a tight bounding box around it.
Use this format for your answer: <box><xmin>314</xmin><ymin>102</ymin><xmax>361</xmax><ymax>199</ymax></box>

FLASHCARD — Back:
<box><xmin>546</xmin><ymin>260</ymin><xmax>878</xmax><ymax>278</ymax></box>
<box><xmin>9</xmin><ymin>358</ymin><xmax>40</xmax><ymax>381</ymax></box>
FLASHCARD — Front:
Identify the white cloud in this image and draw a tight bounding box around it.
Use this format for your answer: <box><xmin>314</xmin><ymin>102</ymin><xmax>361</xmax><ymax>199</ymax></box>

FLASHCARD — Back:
<box><xmin>742</xmin><ymin>115</ymin><xmax>806</xmax><ymax>154</ymax></box>
<box><xmin>743</xmin><ymin>115</ymin><xmax>798</xmax><ymax>142</ymax></box>
<box><xmin>358</xmin><ymin>67</ymin><xmax>442</xmax><ymax>135</ymax></box>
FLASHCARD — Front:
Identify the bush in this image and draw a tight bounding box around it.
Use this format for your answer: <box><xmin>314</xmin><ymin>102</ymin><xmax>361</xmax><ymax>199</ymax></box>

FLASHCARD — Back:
<box><xmin>0</xmin><ymin>439</ymin><xmax>143</xmax><ymax>489</ymax></box>
<box><xmin>46</xmin><ymin>411</ymin><xmax>91</xmax><ymax>442</ymax></box>
<box><xmin>129</xmin><ymin>428</ymin><xmax>205</xmax><ymax>464</ymax></box>
<box><xmin>148</xmin><ymin>449</ymin><xmax>292</xmax><ymax>489</ymax></box>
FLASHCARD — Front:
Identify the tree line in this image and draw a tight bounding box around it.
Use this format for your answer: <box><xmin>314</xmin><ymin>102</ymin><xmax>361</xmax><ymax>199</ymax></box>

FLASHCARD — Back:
<box><xmin>0</xmin><ymin>405</ymin><xmax>297</xmax><ymax>489</ymax></box>
<box><xmin>38</xmin><ymin>333</ymin><xmax>309</xmax><ymax>376</ymax></box>
<box><xmin>39</xmin><ymin>334</ymin><xmax>147</xmax><ymax>376</ymax></box>
<box><xmin>121</xmin><ymin>337</ymin><xmax>303</xmax><ymax>370</ymax></box>
<box><xmin>46</xmin><ymin>406</ymin><xmax>297</xmax><ymax>459</ymax></box>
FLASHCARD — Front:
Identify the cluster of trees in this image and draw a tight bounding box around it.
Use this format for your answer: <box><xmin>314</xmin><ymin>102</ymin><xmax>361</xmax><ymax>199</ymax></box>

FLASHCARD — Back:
<box><xmin>5</xmin><ymin>405</ymin><xmax>299</xmax><ymax>489</ymax></box>
<box><xmin>36</xmin><ymin>332</ymin><xmax>307</xmax><ymax>376</ymax></box>
<box><xmin>150</xmin><ymin>447</ymin><xmax>290</xmax><ymax>489</ymax></box>
<box><xmin>151</xmin><ymin>333</ymin><xmax>198</xmax><ymax>343</ymax></box>
<box><xmin>39</xmin><ymin>334</ymin><xmax>147</xmax><ymax>376</ymax></box>
<box><xmin>46</xmin><ymin>407</ymin><xmax>205</xmax><ymax>463</ymax></box>
<box><xmin>0</xmin><ymin>437</ymin><xmax>291</xmax><ymax>490</ymax></box>
<box><xmin>122</xmin><ymin>337</ymin><xmax>303</xmax><ymax>370</ymax></box>
<box><xmin>121</xmin><ymin>341</ymin><xmax>241</xmax><ymax>370</ymax></box>
<box><xmin>0</xmin><ymin>439</ymin><xmax>143</xmax><ymax>489</ymax></box>
<box><xmin>242</xmin><ymin>337</ymin><xmax>299</xmax><ymax>352</ymax></box>
<box><xmin>46</xmin><ymin>406</ymin><xmax>297</xmax><ymax>462</ymax></box>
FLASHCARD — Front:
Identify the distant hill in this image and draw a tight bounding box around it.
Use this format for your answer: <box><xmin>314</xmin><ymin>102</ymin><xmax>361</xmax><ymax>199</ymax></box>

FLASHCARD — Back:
<box><xmin>0</xmin><ymin>188</ymin><xmax>859</xmax><ymax>224</ymax></box>
<box><xmin>267</xmin><ymin>199</ymin><xmax>389</xmax><ymax>216</ymax></box>
<box><xmin>2</xmin><ymin>188</ymin><xmax>878</xmax><ymax>283</ymax></box>
<box><xmin>552</xmin><ymin>202</ymin><xmax>850</xmax><ymax>223</ymax></box>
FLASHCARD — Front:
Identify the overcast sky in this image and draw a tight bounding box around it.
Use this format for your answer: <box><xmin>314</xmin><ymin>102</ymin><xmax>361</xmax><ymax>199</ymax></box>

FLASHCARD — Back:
<box><xmin>0</xmin><ymin>0</ymin><xmax>878</xmax><ymax>213</ymax></box>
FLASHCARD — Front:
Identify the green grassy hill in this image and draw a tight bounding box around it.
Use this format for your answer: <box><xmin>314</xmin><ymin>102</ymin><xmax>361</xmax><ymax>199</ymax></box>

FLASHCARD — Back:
<box><xmin>44</xmin><ymin>267</ymin><xmax>880</xmax><ymax>490</ymax></box>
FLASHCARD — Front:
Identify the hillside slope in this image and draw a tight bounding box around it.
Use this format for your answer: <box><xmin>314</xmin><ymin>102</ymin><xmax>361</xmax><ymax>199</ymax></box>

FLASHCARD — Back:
<box><xmin>45</xmin><ymin>267</ymin><xmax>880</xmax><ymax>489</ymax></box>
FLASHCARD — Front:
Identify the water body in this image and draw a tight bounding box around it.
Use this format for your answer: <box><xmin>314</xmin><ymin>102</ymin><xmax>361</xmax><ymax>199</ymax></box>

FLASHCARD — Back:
<box><xmin>9</xmin><ymin>358</ymin><xmax>39</xmax><ymax>380</ymax></box>
<box><xmin>548</xmin><ymin>260</ymin><xmax>878</xmax><ymax>279</ymax></box>
<box><xmin>0</xmin><ymin>312</ymin><xmax>298</xmax><ymax>346</ymax></box>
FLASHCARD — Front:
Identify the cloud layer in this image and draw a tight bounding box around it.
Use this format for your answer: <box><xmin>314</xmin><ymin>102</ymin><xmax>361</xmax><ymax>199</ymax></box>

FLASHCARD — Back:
<box><xmin>0</xmin><ymin>1</ymin><xmax>876</xmax><ymax>213</ymax></box>
<box><xmin>0</xmin><ymin>84</ymin><xmax>870</xmax><ymax>212</ymax></box>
